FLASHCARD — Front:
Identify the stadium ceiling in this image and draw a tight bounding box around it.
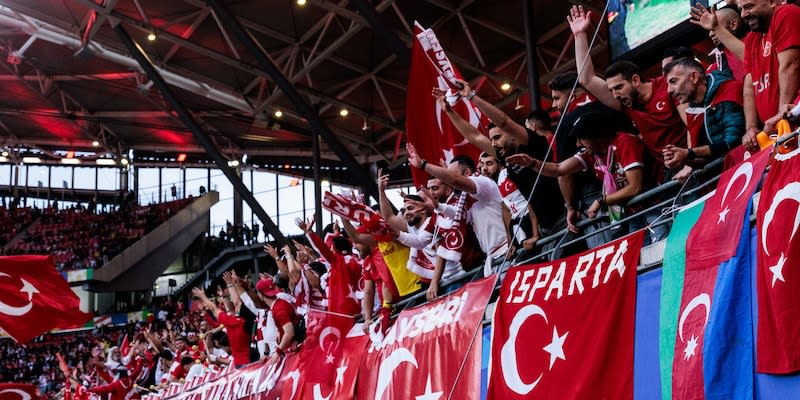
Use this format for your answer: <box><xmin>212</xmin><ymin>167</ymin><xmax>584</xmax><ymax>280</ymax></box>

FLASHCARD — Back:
<box><xmin>0</xmin><ymin>0</ymin><xmax>606</xmax><ymax>166</ymax></box>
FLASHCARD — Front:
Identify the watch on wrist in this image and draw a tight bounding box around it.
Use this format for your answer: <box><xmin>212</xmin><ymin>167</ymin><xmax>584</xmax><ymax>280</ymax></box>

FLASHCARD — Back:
<box><xmin>687</xmin><ymin>148</ymin><xmax>696</xmax><ymax>161</ymax></box>
<box><xmin>420</xmin><ymin>159</ymin><xmax>428</xmax><ymax>170</ymax></box>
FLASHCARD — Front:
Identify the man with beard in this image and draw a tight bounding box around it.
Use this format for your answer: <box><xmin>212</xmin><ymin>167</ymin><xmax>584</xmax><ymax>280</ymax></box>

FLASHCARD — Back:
<box><xmin>569</xmin><ymin>5</ymin><xmax>687</xmax><ymax>182</ymax></box>
<box><xmin>737</xmin><ymin>0</ymin><xmax>800</xmax><ymax>148</ymax></box>
<box><xmin>432</xmin><ymin>84</ymin><xmax>563</xmax><ymax>258</ymax></box>
<box><xmin>663</xmin><ymin>57</ymin><xmax>744</xmax><ymax>170</ymax></box>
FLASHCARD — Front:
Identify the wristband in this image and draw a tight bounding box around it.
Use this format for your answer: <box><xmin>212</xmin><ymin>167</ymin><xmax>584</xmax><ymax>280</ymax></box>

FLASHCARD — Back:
<box><xmin>687</xmin><ymin>148</ymin><xmax>696</xmax><ymax>161</ymax></box>
<box><xmin>466</xmin><ymin>90</ymin><xmax>476</xmax><ymax>101</ymax></box>
<box><xmin>420</xmin><ymin>159</ymin><xmax>428</xmax><ymax>170</ymax></box>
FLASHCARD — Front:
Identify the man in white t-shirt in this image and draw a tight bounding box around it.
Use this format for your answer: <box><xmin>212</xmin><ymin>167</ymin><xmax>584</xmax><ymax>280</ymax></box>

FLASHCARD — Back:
<box><xmin>407</xmin><ymin>143</ymin><xmax>508</xmax><ymax>288</ymax></box>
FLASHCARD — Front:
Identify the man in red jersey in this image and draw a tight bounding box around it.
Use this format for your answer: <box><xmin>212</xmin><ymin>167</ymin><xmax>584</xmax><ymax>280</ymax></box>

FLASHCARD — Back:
<box><xmin>569</xmin><ymin>5</ymin><xmax>687</xmax><ymax>183</ymax></box>
<box><xmin>738</xmin><ymin>0</ymin><xmax>800</xmax><ymax>149</ymax></box>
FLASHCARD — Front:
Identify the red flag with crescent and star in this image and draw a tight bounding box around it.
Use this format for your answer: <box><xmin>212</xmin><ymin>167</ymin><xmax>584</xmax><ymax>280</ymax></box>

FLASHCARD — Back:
<box><xmin>406</xmin><ymin>22</ymin><xmax>483</xmax><ymax>187</ymax></box>
<box><xmin>756</xmin><ymin>147</ymin><xmax>800</xmax><ymax>373</ymax></box>
<box><xmin>281</xmin><ymin>309</ymin><xmax>365</xmax><ymax>400</ymax></box>
<box><xmin>0</xmin><ymin>383</ymin><xmax>39</xmax><ymax>400</ymax></box>
<box><xmin>488</xmin><ymin>231</ymin><xmax>644</xmax><ymax>399</ymax></box>
<box><xmin>685</xmin><ymin>148</ymin><xmax>770</xmax><ymax>268</ymax></box>
<box><xmin>0</xmin><ymin>255</ymin><xmax>92</xmax><ymax>343</ymax></box>
<box><xmin>357</xmin><ymin>276</ymin><xmax>494</xmax><ymax>400</ymax></box>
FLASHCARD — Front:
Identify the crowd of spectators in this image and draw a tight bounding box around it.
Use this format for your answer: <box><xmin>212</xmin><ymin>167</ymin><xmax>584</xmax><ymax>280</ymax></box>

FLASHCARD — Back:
<box><xmin>0</xmin><ymin>198</ymin><xmax>194</xmax><ymax>271</ymax></box>
<box><xmin>0</xmin><ymin>206</ymin><xmax>41</xmax><ymax>246</ymax></box>
<box><xmin>1</xmin><ymin>1</ymin><xmax>799</xmax><ymax>398</ymax></box>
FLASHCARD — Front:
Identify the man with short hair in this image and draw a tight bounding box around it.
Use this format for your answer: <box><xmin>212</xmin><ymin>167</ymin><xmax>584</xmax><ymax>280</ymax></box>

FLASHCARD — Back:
<box><xmin>478</xmin><ymin>152</ymin><xmax>502</xmax><ymax>181</ymax></box>
<box><xmin>569</xmin><ymin>5</ymin><xmax>687</xmax><ymax>181</ymax></box>
<box><xmin>661</xmin><ymin>46</ymin><xmax>696</xmax><ymax>74</ymax></box>
<box><xmin>407</xmin><ymin>144</ymin><xmax>508</xmax><ymax>276</ymax></box>
<box><xmin>663</xmin><ymin>57</ymin><xmax>745</xmax><ymax>169</ymax></box>
<box><xmin>737</xmin><ymin>0</ymin><xmax>800</xmax><ymax>147</ymax></box>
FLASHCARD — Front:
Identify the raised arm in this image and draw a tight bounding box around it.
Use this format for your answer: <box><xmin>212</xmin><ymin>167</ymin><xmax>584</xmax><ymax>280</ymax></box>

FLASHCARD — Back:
<box><xmin>407</xmin><ymin>143</ymin><xmax>477</xmax><ymax>194</ymax></box>
<box><xmin>377</xmin><ymin>169</ymin><xmax>408</xmax><ymax>232</ymax></box>
<box><xmin>450</xmin><ymin>82</ymin><xmax>529</xmax><ymax>146</ymax></box>
<box><xmin>568</xmin><ymin>5</ymin><xmax>619</xmax><ymax>110</ymax></box>
<box><xmin>690</xmin><ymin>5</ymin><xmax>744</xmax><ymax>61</ymax></box>
<box><xmin>433</xmin><ymin>88</ymin><xmax>496</xmax><ymax>155</ymax></box>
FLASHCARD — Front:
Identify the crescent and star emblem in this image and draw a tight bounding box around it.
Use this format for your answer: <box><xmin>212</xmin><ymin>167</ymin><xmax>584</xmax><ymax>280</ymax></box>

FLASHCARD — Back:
<box><xmin>760</xmin><ymin>182</ymin><xmax>800</xmax><ymax>286</ymax></box>
<box><xmin>500</xmin><ymin>304</ymin><xmax>568</xmax><ymax>395</ymax></box>
<box><xmin>677</xmin><ymin>293</ymin><xmax>711</xmax><ymax>361</ymax></box>
<box><xmin>655</xmin><ymin>101</ymin><xmax>666</xmax><ymax>111</ymax></box>
<box><xmin>717</xmin><ymin>161</ymin><xmax>753</xmax><ymax>224</ymax></box>
<box><xmin>0</xmin><ymin>273</ymin><xmax>39</xmax><ymax>317</ymax></box>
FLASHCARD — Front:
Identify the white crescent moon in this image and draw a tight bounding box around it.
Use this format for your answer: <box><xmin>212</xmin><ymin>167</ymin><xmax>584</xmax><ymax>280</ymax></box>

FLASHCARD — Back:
<box><xmin>313</xmin><ymin>383</ymin><xmax>332</xmax><ymax>400</ymax></box>
<box><xmin>319</xmin><ymin>327</ymin><xmax>341</xmax><ymax>352</ymax></box>
<box><xmin>500</xmin><ymin>304</ymin><xmax>547</xmax><ymax>395</ymax></box>
<box><xmin>678</xmin><ymin>293</ymin><xmax>711</xmax><ymax>343</ymax></box>
<box><xmin>719</xmin><ymin>161</ymin><xmax>753</xmax><ymax>207</ymax></box>
<box><xmin>282</xmin><ymin>369</ymin><xmax>300</xmax><ymax>400</ymax></box>
<box><xmin>0</xmin><ymin>273</ymin><xmax>34</xmax><ymax>317</ymax></box>
<box><xmin>374</xmin><ymin>347</ymin><xmax>418</xmax><ymax>400</ymax></box>
<box><xmin>761</xmin><ymin>182</ymin><xmax>800</xmax><ymax>256</ymax></box>
<box><xmin>0</xmin><ymin>388</ymin><xmax>33</xmax><ymax>400</ymax></box>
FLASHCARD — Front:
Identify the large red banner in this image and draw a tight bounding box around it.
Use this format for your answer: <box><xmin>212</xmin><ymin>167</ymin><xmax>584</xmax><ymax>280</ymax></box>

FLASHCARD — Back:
<box><xmin>406</xmin><ymin>23</ymin><xmax>482</xmax><ymax>187</ymax></box>
<box><xmin>0</xmin><ymin>383</ymin><xmax>39</xmax><ymax>400</ymax></box>
<box><xmin>357</xmin><ymin>276</ymin><xmax>495</xmax><ymax>400</ymax></box>
<box><xmin>757</xmin><ymin>147</ymin><xmax>800</xmax><ymax>373</ymax></box>
<box><xmin>489</xmin><ymin>231</ymin><xmax>644</xmax><ymax>399</ymax></box>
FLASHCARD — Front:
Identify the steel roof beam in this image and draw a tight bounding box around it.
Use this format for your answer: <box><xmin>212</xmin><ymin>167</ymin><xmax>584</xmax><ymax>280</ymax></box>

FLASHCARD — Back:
<box><xmin>207</xmin><ymin>0</ymin><xmax>378</xmax><ymax>200</ymax></box>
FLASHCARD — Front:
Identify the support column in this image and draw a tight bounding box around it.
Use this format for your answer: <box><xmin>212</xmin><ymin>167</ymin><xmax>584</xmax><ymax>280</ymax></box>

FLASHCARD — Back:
<box><xmin>112</xmin><ymin>22</ymin><xmax>287</xmax><ymax>243</ymax></box>
<box><xmin>312</xmin><ymin>131</ymin><xmax>323</xmax><ymax>235</ymax></box>
<box><xmin>523</xmin><ymin>0</ymin><xmax>542</xmax><ymax>112</ymax></box>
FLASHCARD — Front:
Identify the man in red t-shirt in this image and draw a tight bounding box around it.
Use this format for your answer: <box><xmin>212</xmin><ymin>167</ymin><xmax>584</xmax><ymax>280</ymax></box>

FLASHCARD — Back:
<box><xmin>569</xmin><ymin>5</ymin><xmax>687</xmax><ymax>183</ymax></box>
<box><xmin>191</xmin><ymin>287</ymin><xmax>252</xmax><ymax>367</ymax></box>
<box><xmin>739</xmin><ymin>0</ymin><xmax>800</xmax><ymax>148</ymax></box>
<box><xmin>255</xmin><ymin>276</ymin><xmax>299</xmax><ymax>363</ymax></box>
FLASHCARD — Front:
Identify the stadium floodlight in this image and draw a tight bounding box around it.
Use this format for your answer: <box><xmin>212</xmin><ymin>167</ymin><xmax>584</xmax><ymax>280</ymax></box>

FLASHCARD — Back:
<box><xmin>228</xmin><ymin>160</ymin><xmax>240</xmax><ymax>167</ymax></box>
<box><xmin>0</xmin><ymin>156</ymin><xmax>7</xmax><ymax>162</ymax></box>
<box><xmin>22</xmin><ymin>156</ymin><xmax>41</xmax><ymax>164</ymax></box>
<box><xmin>61</xmin><ymin>158</ymin><xmax>81</xmax><ymax>165</ymax></box>
<box><xmin>96</xmin><ymin>159</ymin><xmax>116</xmax><ymax>166</ymax></box>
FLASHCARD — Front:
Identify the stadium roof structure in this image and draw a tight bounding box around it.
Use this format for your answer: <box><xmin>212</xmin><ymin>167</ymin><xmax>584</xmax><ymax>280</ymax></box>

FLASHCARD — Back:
<box><xmin>0</xmin><ymin>0</ymin><xmax>611</xmax><ymax>178</ymax></box>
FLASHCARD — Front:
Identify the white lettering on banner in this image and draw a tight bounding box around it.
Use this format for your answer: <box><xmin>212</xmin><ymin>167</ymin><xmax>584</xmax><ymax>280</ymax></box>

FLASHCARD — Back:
<box><xmin>422</xmin><ymin>30</ymin><xmax>455</xmax><ymax>80</ymax></box>
<box><xmin>370</xmin><ymin>292</ymin><xmax>469</xmax><ymax>352</ymax></box>
<box><xmin>506</xmin><ymin>239</ymin><xmax>631</xmax><ymax>304</ymax></box>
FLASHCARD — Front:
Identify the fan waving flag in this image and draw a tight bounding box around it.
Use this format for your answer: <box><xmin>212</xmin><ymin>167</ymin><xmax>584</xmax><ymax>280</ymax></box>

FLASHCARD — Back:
<box><xmin>489</xmin><ymin>231</ymin><xmax>644</xmax><ymax>399</ymax></box>
<box><xmin>0</xmin><ymin>255</ymin><xmax>92</xmax><ymax>343</ymax></box>
<box><xmin>406</xmin><ymin>22</ymin><xmax>482</xmax><ymax>187</ymax></box>
<box><xmin>756</xmin><ymin>147</ymin><xmax>800</xmax><ymax>373</ymax></box>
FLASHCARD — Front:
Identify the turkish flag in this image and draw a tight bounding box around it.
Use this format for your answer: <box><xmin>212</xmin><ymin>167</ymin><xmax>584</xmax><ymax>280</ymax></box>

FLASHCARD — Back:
<box><xmin>357</xmin><ymin>276</ymin><xmax>495</xmax><ymax>400</ymax></box>
<box><xmin>406</xmin><ymin>23</ymin><xmax>482</xmax><ymax>187</ymax></box>
<box><xmin>489</xmin><ymin>231</ymin><xmax>644</xmax><ymax>399</ymax></box>
<box><xmin>0</xmin><ymin>256</ymin><xmax>92</xmax><ymax>343</ymax></box>
<box><xmin>686</xmin><ymin>148</ymin><xmax>770</xmax><ymax>268</ymax></box>
<box><xmin>306</xmin><ymin>231</ymin><xmax>362</xmax><ymax>316</ymax></box>
<box><xmin>0</xmin><ymin>383</ymin><xmax>39</xmax><ymax>400</ymax></box>
<box><xmin>284</xmin><ymin>310</ymin><xmax>363</xmax><ymax>400</ymax></box>
<box><xmin>756</xmin><ymin>148</ymin><xmax>800</xmax><ymax>373</ymax></box>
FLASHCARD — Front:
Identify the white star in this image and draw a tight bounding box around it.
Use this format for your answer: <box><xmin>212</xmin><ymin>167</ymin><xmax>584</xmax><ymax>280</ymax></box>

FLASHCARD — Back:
<box><xmin>542</xmin><ymin>326</ymin><xmax>568</xmax><ymax>370</ymax></box>
<box><xmin>683</xmin><ymin>335</ymin><xmax>699</xmax><ymax>360</ymax></box>
<box><xmin>718</xmin><ymin>206</ymin><xmax>730</xmax><ymax>224</ymax></box>
<box><xmin>770</xmin><ymin>253</ymin><xmax>788</xmax><ymax>287</ymax></box>
<box><xmin>335</xmin><ymin>360</ymin><xmax>348</xmax><ymax>387</ymax></box>
<box><xmin>415</xmin><ymin>375</ymin><xmax>443</xmax><ymax>400</ymax></box>
<box><xmin>325</xmin><ymin>353</ymin><xmax>335</xmax><ymax>364</ymax></box>
<box><xmin>19</xmin><ymin>278</ymin><xmax>39</xmax><ymax>300</ymax></box>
